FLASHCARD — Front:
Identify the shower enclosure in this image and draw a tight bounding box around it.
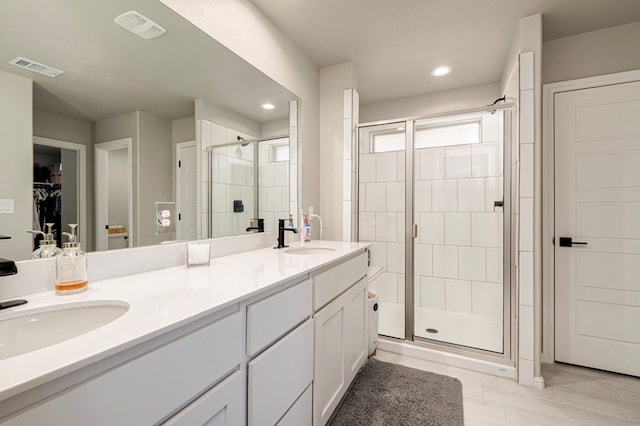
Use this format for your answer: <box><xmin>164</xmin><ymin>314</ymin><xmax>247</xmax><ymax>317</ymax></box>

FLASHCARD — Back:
<box><xmin>359</xmin><ymin>109</ymin><xmax>512</xmax><ymax>356</ymax></box>
<box><xmin>209</xmin><ymin>137</ymin><xmax>290</xmax><ymax>238</ymax></box>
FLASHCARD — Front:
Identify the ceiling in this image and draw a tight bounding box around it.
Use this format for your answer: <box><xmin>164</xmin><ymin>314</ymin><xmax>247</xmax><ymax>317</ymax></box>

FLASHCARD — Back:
<box><xmin>251</xmin><ymin>0</ymin><xmax>640</xmax><ymax>104</ymax></box>
<box><xmin>0</xmin><ymin>0</ymin><xmax>294</xmax><ymax>123</ymax></box>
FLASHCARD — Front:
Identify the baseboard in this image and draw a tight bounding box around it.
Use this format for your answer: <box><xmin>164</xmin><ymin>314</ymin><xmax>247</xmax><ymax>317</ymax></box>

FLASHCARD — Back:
<box><xmin>378</xmin><ymin>338</ymin><xmax>517</xmax><ymax>379</ymax></box>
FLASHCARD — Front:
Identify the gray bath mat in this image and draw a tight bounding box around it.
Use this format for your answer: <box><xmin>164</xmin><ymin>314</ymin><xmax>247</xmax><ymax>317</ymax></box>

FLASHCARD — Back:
<box><xmin>329</xmin><ymin>358</ymin><xmax>464</xmax><ymax>426</ymax></box>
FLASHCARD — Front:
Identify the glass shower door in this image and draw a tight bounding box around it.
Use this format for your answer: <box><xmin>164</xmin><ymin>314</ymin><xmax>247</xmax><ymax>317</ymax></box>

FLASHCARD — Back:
<box><xmin>358</xmin><ymin>122</ymin><xmax>406</xmax><ymax>339</ymax></box>
<box><xmin>413</xmin><ymin>111</ymin><xmax>505</xmax><ymax>352</ymax></box>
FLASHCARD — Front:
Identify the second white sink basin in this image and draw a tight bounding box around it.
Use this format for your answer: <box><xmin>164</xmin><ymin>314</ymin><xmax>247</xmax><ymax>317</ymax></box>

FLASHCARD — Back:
<box><xmin>0</xmin><ymin>301</ymin><xmax>129</xmax><ymax>360</ymax></box>
<box><xmin>285</xmin><ymin>247</ymin><xmax>336</xmax><ymax>255</ymax></box>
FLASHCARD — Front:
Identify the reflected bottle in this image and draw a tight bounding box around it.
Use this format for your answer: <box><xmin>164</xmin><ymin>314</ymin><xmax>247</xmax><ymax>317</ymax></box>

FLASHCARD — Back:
<box><xmin>55</xmin><ymin>224</ymin><xmax>88</xmax><ymax>295</ymax></box>
<box><xmin>30</xmin><ymin>223</ymin><xmax>63</xmax><ymax>259</ymax></box>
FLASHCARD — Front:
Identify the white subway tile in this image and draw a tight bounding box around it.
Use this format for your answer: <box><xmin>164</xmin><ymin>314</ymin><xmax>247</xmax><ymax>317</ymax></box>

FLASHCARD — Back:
<box><xmin>485</xmin><ymin>177</ymin><xmax>503</xmax><ymax>212</ymax></box>
<box><xmin>420</xmin><ymin>276</ymin><xmax>445</xmax><ymax>309</ymax></box>
<box><xmin>520</xmin><ymin>89</ymin><xmax>534</xmax><ymax>144</ymax></box>
<box><xmin>519</xmin><ymin>305</ymin><xmax>534</xmax><ymax>360</ymax></box>
<box><xmin>432</xmin><ymin>179</ymin><xmax>457</xmax><ymax>212</ymax></box>
<box><xmin>420</xmin><ymin>212</ymin><xmax>444</xmax><ymax>244</ymax></box>
<box><xmin>445</xmin><ymin>279</ymin><xmax>472</xmax><ymax>313</ymax></box>
<box><xmin>486</xmin><ymin>247</ymin><xmax>503</xmax><ymax>283</ymax></box>
<box><xmin>342</xmin><ymin>200</ymin><xmax>351</xmax><ymax>241</ymax></box>
<box><xmin>369</xmin><ymin>242</ymin><xmax>387</xmax><ymax>269</ymax></box>
<box><xmin>359</xmin><ymin>154</ymin><xmax>376</xmax><ymax>183</ymax></box>
<box><xmin>482</xmin><ymin>110</ymin><xmax>501</xmax><ymax>142</ymax></box>
<box><xmin>420</xmin><ymin>148</ymin><xmax>445</xmax><ymax>179</ymax></box>
<box><xmin>359</xmin><ymin>183</ymin><xmax>366</xmax><ymax>212</ymax></box>
<box><xmin>397</xmin><ymin>212</ymin><xmax>406</xmax><ymax>243</ymax></box>
<box><xmin>471</xmin><ymin>142</ymin><xmax>503</xmax><ymax>177</ymax></box>
<box><xmin>386</xmin><ymin>242</ymin><xmax>405</xmax><ymax>273</ymax></box>
<box><xmin>519</xmin><ymin>251</ymin><xmax>534</xmax><ymax>306</ymax></box>
<box><xmin>343</xmin><ymin>159</ymin><xmax>352</xmax><ymax>201</ymax></box>
<box><xmin>398</xmin><ymin>151</ymin><xmax>406</xmax><ymax>181</ymax></box>
<box><xmin>366</xmin><ymin>182</ymin><xmax>386</xmax><ymax>211</ymax></box>
<box><xmin>471</xmin><ymin>281</ymin><xmax>503</xmax><ymax>318</ymax></box>
<box><xmin>458</xmin><ymin>178</ymin><xmax>485</xmax><ymax>212</ymax></box>
<box><xmin>359</xmin><ymin>211</ymin><xmax>376</xmax><ymax>241</ymax></box>
<box><xmin>459</xmin><ymin>246</ymin><xmax>486</xmax><ymax>281</ymax></box>
<box><xmin>378</xmin><ymin>272</ymin><xmax>399</xmax><ymax>304</ymax></box>
<box><xmin>415</xmin><ymin>180</ymin><xmax>432</xmax><ymax>212</ymax></box>
<box><xmin>520</xmin><ymin>144</ymin><xmax>534</xmax><ymax>198</ymax></box>
<box><xmin>445</xmin><ymin>212</ymin><xmax>471</xmax><ymax>245</ymax></box>
<box><xmin>386</xmin><ymin>181</ymin><xmax>405</xmax><ymax>212</ymax></box>
<box><xmin>433</xmin><ymin>245</ymin><xmax>458</xmax><ymax>279</ymax></box>
<box><xmin>519</xmin><ymin>51</ymin><xmax>534</xmax><ymax>91</ymax></box>
<box><xmin>376</xmin><ymin>152</ymin><xmax>398</xmax><ymax>181</ymax></box>
<box><xmin>445</xmin><ymin>145</ymin><xmax>472</xmax><ymax>178</ymax></box>
<box><xmin>472</xmin><ymin>212</ymin><xmax>503</xmax><ymax>248</ymax></box>
<box><xmin>519</xmin><ymin>197</ymin><xmax>534</xmax><ymax>251</ymax></box>
<box><xmin>376</xmin><ymin>212</ymin><xmax>398</xmax><ymax>242</ymax></box>
<box><xmin>274</xmin><ymin>162</ymin><xmax>288</xmax><ymax>187</ymax></box>
<box><xmin>343</xmin><ymin>119</ymin><xmax>352</xmax><ymax>160</ymax></box>
<box><xmin>343</xmin><ymin>89</ymin><xmax>353</xmax><ymax>119</ymax></box>
<box><xmin>397</xmin><ymin>273</ymin><xmax>405</xmax><ymax>303</ymax></box>
<box><xmin>414</xmin><ymin>243</ymin><xmax>433</xmax><ymax>276</ymax></box>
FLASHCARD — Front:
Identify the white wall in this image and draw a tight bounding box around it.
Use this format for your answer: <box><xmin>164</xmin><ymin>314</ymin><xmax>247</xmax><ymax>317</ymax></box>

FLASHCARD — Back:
<box><xmin>320</xmin><ymin>62</ymin><xmax>357</xmax><ymax>240</ymax></box>
<box><xmin>543</xmin><ymin>21</ymin><xmax>640</xmax><ymax>84</ymax></box>
<box><xmin>160</xmin><ymin>0</ymin><xmax>320</xmax><ymax>214</ymax></box>
<box><xmin>138</xmin><ymin>111</ymin><xmax>173</xmax><ymax>246</ymax></box>
<box><xmin>360</xmin><ymin>83</ymin><xmax>500</xmax><ymax>123</ymax></box>
<box><xmin>0</xmin><ymin>71</ymin><xmax>32</xmax><ymax>260</ymax></box>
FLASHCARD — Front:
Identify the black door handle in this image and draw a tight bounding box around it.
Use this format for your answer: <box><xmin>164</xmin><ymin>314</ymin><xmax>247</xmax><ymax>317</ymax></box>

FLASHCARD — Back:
<box><xmin>559</xmin><ymin>237</ymin><xmax>588</xmax><ymax>247</ymax></box>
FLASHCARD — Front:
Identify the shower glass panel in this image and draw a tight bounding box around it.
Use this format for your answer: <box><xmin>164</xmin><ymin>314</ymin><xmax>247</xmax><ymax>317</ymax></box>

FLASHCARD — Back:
<box><xmin>413</xmin><ymin>111</ymin><xmax>504</xmax><ymax>352</ymax></box>
<box><xmin>358</xmin><ymin>122</ymin><xmax>406</xmax><ymax>339</ymax></box>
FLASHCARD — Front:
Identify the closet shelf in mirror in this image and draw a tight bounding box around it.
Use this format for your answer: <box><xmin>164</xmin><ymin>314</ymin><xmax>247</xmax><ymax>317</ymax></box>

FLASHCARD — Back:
<box><xmin>33</xmin><ymin>182</ymin><xmax>61</xmax><ymax>187</ymax></box>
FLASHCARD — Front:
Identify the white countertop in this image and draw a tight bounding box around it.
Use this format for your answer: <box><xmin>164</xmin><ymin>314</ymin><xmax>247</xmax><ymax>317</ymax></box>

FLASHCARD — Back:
<box><xmin>0</xmin><ymin>241</ymin><xmax>369</xmax><ymax>402</ymax></box>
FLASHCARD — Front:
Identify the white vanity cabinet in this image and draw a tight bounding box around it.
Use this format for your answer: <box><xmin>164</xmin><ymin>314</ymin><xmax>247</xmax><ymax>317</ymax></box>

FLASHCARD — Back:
<box><xmin>246</xmin><ymin>279</ymin><xmax>314</xmax><ymax>426</ymax></box>
<box><xmin>4</xmin><ymin>310</ymin><xmax>243</xmax><ymax>426</ymax></box>
<box><xmin>312</xmin><ymin>252</ymin><xmax>368</xmax><ymax>426</ymax></box>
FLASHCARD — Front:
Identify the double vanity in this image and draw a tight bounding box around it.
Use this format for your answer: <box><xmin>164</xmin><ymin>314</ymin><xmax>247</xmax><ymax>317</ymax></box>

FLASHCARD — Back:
<box><xmin>0</xmin><ymin>241</ymin><xmax>370</xmax><ymax>425</ymax></box>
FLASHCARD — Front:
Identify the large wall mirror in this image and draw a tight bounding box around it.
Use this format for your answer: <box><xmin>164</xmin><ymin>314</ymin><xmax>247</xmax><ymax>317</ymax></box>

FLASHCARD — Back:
<box><xmin>0</xmin><ymin>0</ymin><xmax>300</xmax><ymax>261</ymax></box>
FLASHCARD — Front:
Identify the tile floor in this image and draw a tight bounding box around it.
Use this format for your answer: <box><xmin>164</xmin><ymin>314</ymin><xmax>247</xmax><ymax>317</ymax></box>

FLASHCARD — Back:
<box><xmin>376</xmin><ymin>350</ymin><xmax>640</xmax><ymax>425</ymax></box>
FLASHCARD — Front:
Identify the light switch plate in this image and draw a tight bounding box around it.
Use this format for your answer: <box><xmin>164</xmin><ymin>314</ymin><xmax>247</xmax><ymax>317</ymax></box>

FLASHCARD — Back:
<box><xmin>0</xmin><ymin>199</ymin><xmax>15</xmax><ymax>214</ymax></box>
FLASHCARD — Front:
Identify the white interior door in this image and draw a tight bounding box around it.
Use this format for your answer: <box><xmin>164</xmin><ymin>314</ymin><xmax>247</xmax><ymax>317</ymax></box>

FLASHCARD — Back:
<box><xmin>555</xmin><ymin>80</ymin><xmax>640</xmax><ymax>377</ymax></box>
<box><xmin>176</xmin><ymin>141</ymin><xmax>197</xmax><ymax>241</ymax></box>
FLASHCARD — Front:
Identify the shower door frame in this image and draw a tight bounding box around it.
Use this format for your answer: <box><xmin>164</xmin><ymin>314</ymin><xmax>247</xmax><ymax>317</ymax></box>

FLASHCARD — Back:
<box><xmin>357</xmin><ymin>104</ymin><xmax>517</xmax><ymax>364</ymax></box>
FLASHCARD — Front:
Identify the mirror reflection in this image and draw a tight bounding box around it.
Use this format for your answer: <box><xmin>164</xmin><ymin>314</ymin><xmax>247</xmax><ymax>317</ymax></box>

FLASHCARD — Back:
<box><xmin>0</xmin><ymin>0</ymin><xmax>299</xmax><ymax>261</ymax></box>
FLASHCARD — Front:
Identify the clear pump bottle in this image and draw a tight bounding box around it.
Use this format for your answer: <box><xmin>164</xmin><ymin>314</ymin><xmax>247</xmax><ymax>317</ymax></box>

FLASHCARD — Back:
<box><xmin>55</xmin><ymin>224</ymin><xmax>88</xmax><ymax>295</ymax></box>
<box><xmin>27</xmin><ymin>223</ymin><xmax>62</xmax><ymax>259</ymax></box>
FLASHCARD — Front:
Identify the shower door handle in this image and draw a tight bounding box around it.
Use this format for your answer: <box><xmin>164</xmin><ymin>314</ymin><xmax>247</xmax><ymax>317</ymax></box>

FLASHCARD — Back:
<box><xmin>558</xmin><ymin>237</ymin><xmax>588</xmax><ymax>247</ymax></box>
<box><xmin>412</xmin><ymin>224</ymin><xmax>418</xmax><ymax>239</ymax></box>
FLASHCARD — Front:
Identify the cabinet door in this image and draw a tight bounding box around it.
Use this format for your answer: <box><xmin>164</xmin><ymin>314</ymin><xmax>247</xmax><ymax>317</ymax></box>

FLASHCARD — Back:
<box><xmin>164</xmin><ymin>371</ymin><xmax>245</xmax><ymax>426</ymax></box>
<box><xmin>345</xmin><ymin>277</ymin><xmax>368</xmax><ymax>383</ymax></box>
<box><xmin>313</xmin><ymin>293</ymin><xmax>346</xmax><ymax>426</ymax></box>
<box><xmin>277</xmin><ymin>384</ymin><xmax>312</xmax><ymax>426</ymax></box>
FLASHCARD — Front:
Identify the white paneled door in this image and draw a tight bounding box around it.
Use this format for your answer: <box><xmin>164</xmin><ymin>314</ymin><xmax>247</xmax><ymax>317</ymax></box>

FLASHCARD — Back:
<box><xmin>555</xmin><ymin>80</ymin><xmax>640</xmax><ymax>377</ymax></box>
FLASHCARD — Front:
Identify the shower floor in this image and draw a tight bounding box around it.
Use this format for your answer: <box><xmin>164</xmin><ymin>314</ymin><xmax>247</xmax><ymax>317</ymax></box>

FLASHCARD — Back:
<box><xmin>378</xmin><ymin>302</ymin><xmax>503</xmax><ymax>353</ymax></box>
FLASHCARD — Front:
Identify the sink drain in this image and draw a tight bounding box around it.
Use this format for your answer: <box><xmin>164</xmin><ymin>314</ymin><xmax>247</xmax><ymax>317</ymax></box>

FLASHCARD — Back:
<box><xmin>425</xmin><ymin>328</ymin><xmax>438</xmax><ymax>334</ymax></box>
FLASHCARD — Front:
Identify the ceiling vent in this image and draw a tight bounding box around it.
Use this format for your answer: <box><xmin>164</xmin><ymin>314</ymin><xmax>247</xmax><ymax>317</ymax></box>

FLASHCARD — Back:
<box><xmin>9</xmin><ymin>57</ymin><xmax>64</xmax><ymax>78</ymax></box>
<box><xmin>114</xmin><ymin>11</ymin><xmax>166</xmax><ymax>40</ymax></box>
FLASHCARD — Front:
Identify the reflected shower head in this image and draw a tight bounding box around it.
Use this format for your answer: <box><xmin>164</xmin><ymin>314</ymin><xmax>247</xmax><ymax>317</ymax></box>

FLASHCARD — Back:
<box><xmin>237</xmin><ymin>136</ymin><xmax>249</xmax><ymax>146</ymax></box>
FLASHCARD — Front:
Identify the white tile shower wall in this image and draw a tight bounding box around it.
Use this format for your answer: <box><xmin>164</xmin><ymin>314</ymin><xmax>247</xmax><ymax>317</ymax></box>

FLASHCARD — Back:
<box><xmin>259</xmin><ymin>138</ymin><xmax>289</xmax><ymax>232</ymax></box>
<box><xmin>414</xmin><ymin>112</ymin><xmax>504</xmax><ymax>320</ymax></box>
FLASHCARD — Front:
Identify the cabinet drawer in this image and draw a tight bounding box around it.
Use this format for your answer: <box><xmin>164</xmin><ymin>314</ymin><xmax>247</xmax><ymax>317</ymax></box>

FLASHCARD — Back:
<box><xmin>248</xmin><ymin>319</ymin><xmax>314</xmax><ymax>426</ymax></box>
<box><xmin>313</xmin><ymin>252</ymin><xmax>367</xmax><ymax>311</ymax></box>
<box><xmin>5</xmin><ymin>311</ymin><xmax>242</xmax><ymax>426</ymax></box>
<box><xmin>164</xmin><ymin>370</ymin><xmax>245</xmax><ymax>426</ymax></box>
<box><xmin>247</xmin><ymin>279</ymin><xmax>312</xmax><ymax>356</ymax></box>
<box><xmin>277</xmin><ymin>384</ymin><xmax>312</xmax><ymax>426</ymax></box>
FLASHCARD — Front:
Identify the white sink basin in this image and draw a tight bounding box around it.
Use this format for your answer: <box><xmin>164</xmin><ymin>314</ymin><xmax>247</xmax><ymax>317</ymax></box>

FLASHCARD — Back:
<box><xmin>285</xmin><ymin>247</ymin><xmax>336</xmax><ymax>255</ymax></box>
<box><xmin>0</xmin><ymin>301</ymin><xmax>129</xmax><ymax>360</ymax></box>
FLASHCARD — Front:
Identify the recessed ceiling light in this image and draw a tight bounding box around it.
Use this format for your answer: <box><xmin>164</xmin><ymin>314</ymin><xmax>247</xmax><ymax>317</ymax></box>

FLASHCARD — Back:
<box><xmin>114</xmin><ymin>11</ymin><xmax>166</xmax><ymax>40</ymax></box>
<box><xmin>261</xmin><ymin>103</ymin><xmax>275</xmax><ymax>110</ymax></box>
<box><xmin>431</xmin><ymin>66</ymin><xmax>452</xmax><ymax>77</ymax></box>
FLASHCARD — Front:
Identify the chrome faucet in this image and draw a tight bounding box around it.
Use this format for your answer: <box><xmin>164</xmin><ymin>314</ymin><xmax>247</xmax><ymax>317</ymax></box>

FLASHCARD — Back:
<box><xmin>246</xmin><ymin>218</ymin><xmax>264</xmax><ymax>233</ymax></box>
<box><xmin>275</xmin><ymin>219</ymin><xmax>298</xmax><ymax>249</ymax></box>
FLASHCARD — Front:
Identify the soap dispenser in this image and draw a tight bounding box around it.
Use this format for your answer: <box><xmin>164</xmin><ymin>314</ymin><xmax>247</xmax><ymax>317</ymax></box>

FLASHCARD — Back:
<box><xmin>27</xmin><ymin>223</ymin><xmax>62</xmax><ymax>259</ymax></box>
<box><xmin>55</xmin><ymin>224</ymin><xmax>88</xmax><ymax>295</ymax></box>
